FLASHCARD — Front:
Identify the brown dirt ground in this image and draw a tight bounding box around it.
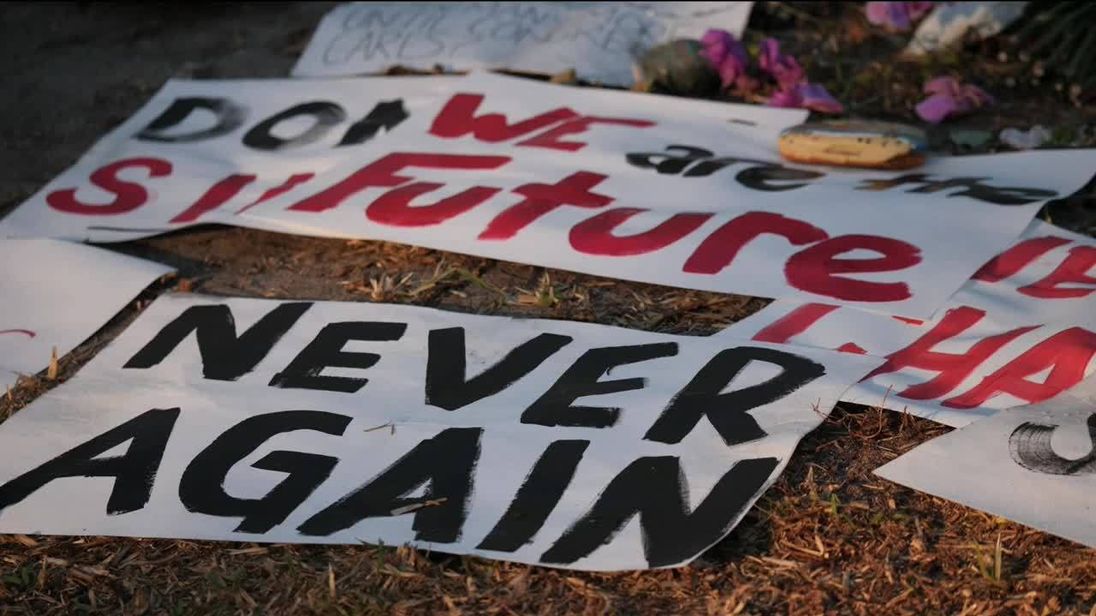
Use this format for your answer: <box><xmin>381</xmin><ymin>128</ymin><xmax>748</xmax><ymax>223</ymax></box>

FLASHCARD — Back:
<box><xmin>1</xmin><ymin>3</ymin><xmax>1094</xmax><ymax>614</ymax></box>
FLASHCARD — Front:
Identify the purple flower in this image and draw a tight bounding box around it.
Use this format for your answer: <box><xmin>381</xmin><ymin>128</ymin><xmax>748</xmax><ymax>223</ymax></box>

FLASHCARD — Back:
<box><xmin>866</xmin><ymin>2</ymin><xmax>935</xmax><ymax>32</ymax></box>
<box><xmin>768</xmin><ymin>88</ymin><xmax>802</xmax><ymax>108</ymax></box>
<box><xmin>758</xmin><ymin>38</ymin><xmax>805</xmax><ymax>89</ymax></box>
<box><xmin>797</xmin><ymin>83</ymin><xmax>845</xmax><ymax>114</ymax></box>
<box><xmin>768</xmin><ymin>83</ymin><xmax>845</xmax><ymax>114</ymax></box>
<box><xmin>700</xmin><ymin>29</ymin><xmax>749</xmax><ymax>90</ymax></box>
<box><xmin>915</xmin><ymin>76</ymin><xmax>994</xmax><ymax>123</ymax></box>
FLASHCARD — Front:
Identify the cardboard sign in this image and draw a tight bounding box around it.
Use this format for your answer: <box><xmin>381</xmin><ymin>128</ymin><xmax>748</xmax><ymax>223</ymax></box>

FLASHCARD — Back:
<box><xmin>721</xmin><ymin>220</ymin><xmax>1096</xmax><ymax>426</ymax></box>
<box><xmin>0</xmin><ymin>294</ymin><xmax>876</xmax><ymax>571</ymax></box>
<box><xmin>875</xmin><ymin>375</ymin><xmax>1096</xmax><ymax>549</ymax></box>
<box><xmin>5</xmin><ymin>73</ymin><xmax>1095</xmax><ymax>317</ymax></box>
<box><xmin>291</xmin><ymin>2</ymin><xmax>754</xmax><ymax>86</ymax></box>
<box><xmin>0</xmin><ymin>239</ymin><xmax>172</xmax><ymax>390</ymax></box>
<box><xmin>0</xmin><ymin>75</ymin><xmax>462</xmax><ymax>242</ymax></box>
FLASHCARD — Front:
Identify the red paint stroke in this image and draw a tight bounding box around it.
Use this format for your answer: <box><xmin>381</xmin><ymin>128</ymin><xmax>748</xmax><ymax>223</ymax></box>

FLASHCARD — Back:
<box><xmin>836</xmin><ymin>342</ymin><xmax>868</xmax><ymax>354</ymax></box>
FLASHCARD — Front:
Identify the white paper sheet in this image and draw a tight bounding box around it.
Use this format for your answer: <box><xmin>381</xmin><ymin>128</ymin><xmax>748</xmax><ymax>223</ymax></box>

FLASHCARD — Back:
<box><xmin>0</xmin><ymin>294</ymin><xmax>877</xmax><ymax>571</ymax></box>
<box><xmin>0</xmin><ymin>239</ymin><xmax>172</xmax><ymax>389</ymax></box>
<box><xmin>875</xmin><ymin>375</ymin><xmax>1096</xmax><ymax>549</ymax></box>
<box><xmin>720</xmin><ymin>220</ymin><xmax>1096</xmax><ymax>426</ymax></box>
<box><xmin>291</xmin><ymin>2</ymin><xmax>754</xmax><ymax>86</ymax></box>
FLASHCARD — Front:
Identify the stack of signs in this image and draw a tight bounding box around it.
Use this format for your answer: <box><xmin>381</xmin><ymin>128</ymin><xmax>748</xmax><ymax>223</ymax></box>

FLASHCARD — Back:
<box><xmin>4</xmin><ymin>72</ymin><xmax>1095</xmax><ymax>318</ymax></box>
<box><xmin>0</xmin><ymin>239</ymin><xmax>172</xmax><ymax>389</ymax></box>
<box><xmin>875</xmin><ymin>374</ymin><xmax>1096</xmax><ymax>549</ymax></box>
<box><xmin>0</xmin><ymin>294</ymin><xmax>876</xmax><ymax>570</ymax></box>
<box><xmin>2</xmin><ymin>10</ymin><xmax>1096</xmax><ymax>565</ymax></box>
<box><xmin>721</xmin><ymin>220</ymin><xmax>1096</xmax><ymax>427</ymax></box>
<box><xmin>291</xmin><ymin>2</ymin><xmax>755</xmax><ymax>86</ymax></box>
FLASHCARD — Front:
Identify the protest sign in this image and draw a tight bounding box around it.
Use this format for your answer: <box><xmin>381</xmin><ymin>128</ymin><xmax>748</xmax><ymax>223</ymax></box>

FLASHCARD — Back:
<box><xmin>721</xmin><ymin>220</ymin><xmax>1096</xmax><ymax>426</ymax></box>
<box><xmin>291</xmin><ymin>2</ymin><xmax>754</xmax><ymax>86</ymax></box>
<box><xmin>0</xmin><ymin>239</ymin><xmax>172</xmax><ymax>389</ymax></box>
<box><xmin>0</xmin><ymin>75</ymin><xmax>462</xmax><ymax>242</ymax></box>
<box><xmin>875</xmin><ymin>375</ymin><xmax>1096</xmax><ymax>549</ymax></box>
<box><xmin>5</xmin><ymin>72</ymin><xmax>1095</xmax><ymax>316</ymax></box>
<box><xmin>236</xmin><ymin>73</ymin><xmax>1096</xmax><ymax>317</ymax></box>
<box><xmin>0</xmin><ymin>294</ymin><xmax>876</xmax><ymax>571</ymax></box>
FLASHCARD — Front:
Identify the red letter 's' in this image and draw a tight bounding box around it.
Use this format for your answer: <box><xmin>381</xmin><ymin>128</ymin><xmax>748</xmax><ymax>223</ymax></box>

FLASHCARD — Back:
<box><xmin>47</xmin><ymin>158</ymin><xmax>172</xmax><ymax>215</ymax></box>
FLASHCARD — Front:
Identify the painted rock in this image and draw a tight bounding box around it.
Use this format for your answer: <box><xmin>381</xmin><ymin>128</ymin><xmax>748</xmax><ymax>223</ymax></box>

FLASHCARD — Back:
<box><xmin>778</xmin><ymin>120</ymin><xmax>928</xmax><ymax>169</ymax></box>
<box><xmin>633</xmin><ymin>39</ymin><xmax>720</xmax><ymax>97</ymax></box>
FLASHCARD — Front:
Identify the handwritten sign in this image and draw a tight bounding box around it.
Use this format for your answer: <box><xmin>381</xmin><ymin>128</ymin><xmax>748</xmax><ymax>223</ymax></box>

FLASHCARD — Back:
<box><xmin>721</xmin><ymin>220</ymin><xmax>1096</xmax><ymax>426</ymax></box>
<box><xmin>5</xmin><ymin>72</ymin><xmax>1095</xmax><ymax>317</ymax></box>
<box><xmin>0</xmin><ymin>75</ymin><xmax>462</xmax><ymax>242</ymax></box>
<box><xmin>0</xmin><ymin>239</ymin><xmax>172</xmax><ymax>389</ymax></box>
<box><xmin>292</xmin><ymin>2</ymin><xmax>754</xmax><ymax>86</ymax></box>
<box><xmin>0</xmin><ymin>294</ymin><xmax>876</xmax><ymax>571</ymax></box>
<box><xmin>875</xmin><ymin>374</ymin><xmax>1096</xmax><ymax>549</ymax></box>
<box><xmin>239</xmin><ymin>73</ymin><xmax>1096</xmax><ymax>316</ymax></box>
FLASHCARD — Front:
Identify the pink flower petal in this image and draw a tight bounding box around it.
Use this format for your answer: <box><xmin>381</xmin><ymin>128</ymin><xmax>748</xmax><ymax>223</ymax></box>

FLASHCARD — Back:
<box><xmin>915</xmin><ymin>92</ymin><xmax>961</xmax><ymax>123</ymax></box>
<box><xmin>699</xmin><ymin>31</ymin><xmax>727</xmax><ymax>66</ymax></box>
<box><xmin>734</xmin><ymin>73</ymin><xmax>760</xmax><ymax>95</ymax></box>
<box><xmin>865</xmin><ymin>2</ymin><xmax>893</xmax><ymax>26</ymax></box>
<box><xmin>865</xmin><ymin>2</ymin><xmax>909</xmax><ymax>31</ymax></box>
<box><xmin>768</xmin><ymin>88</ymin><xmax>802</xmax><ymax>108</ymax></box>
<box><xmin>700</xmin><ymin>29</ymin><xmax>749</xmax><ymax>89</ymax></box>
<box><xmin>866</xmin><ymin>2</ymin><xmax>934</xmax><ymax>31</ymax></box>
<box><xmin>758</xmin><ymin>38</ymin><xmax>805</xmax><ymax>89</ymax></box>
<box><xmin>776</xmin><ymin>55</ymin><xmax>805</xmax><ymax>89</ymax></box>
<box><xmin>716</xmin><ymin>61</ymin><xmax>746</xmax><ymax>89</ymax></box>
<box><xmin>758</xmin><ymin>38</ymin><xmax>781</xmax><ymax>73</ymax></box>
<box><xmin>907</xmin><ymin>2</ymin><xmax>935</xmax><ymax>20</ymax></box>
<box><xmin>960</xmin><ymin>83</ymin><xmax>994</xmax><ymax>107</ymax></box>
<box><xmin>923</xmin><ymin>76</ymin><xmax>961</xmax><ymax>96</ymax></box>
<box><xmin>700</xmin><ymin>29</ymin><xmax>729</xmax><ymax>49</ymax></box>
<box><xmin>797</xmin><ymin>83</ymin><xmax>844</xmax><ymax>114</ymax></box>
<box><xmin>884</xmin><ymin>3</ymin><xmax>913</xmax><ymax>30</ymax></box>
<box><xmin>916</xmin><ymin>76</ymin><xmax>993</xmax><ymax>123</ymax></box>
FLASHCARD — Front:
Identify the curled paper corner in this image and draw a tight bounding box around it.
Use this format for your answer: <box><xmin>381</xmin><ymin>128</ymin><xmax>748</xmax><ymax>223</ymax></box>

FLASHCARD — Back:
<box><xmin>904</xmin><ymin>1</ymin><xmax>1029</xmax><ymax>57</ymax></box>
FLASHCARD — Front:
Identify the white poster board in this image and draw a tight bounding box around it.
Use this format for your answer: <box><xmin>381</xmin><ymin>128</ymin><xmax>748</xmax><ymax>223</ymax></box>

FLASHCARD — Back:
<box><xmin>875</xmin><ymin>375</ymin><xmax>1096</xmax><ymax>549</ymax></box>
<box><xmin>0</xmin><ymin>239</ymin><xmax>172</xmax><ymax>390</ymax></box>
<box><xmin>291</xmin><ymin>2</ymin><xmax>754</xmax><ymax>86</ymax></box>
<box><xmin>5</xmin><ymin>72</ymin><xmax>1094</xmax><ymax>317</ymax></box>
<box><xmin>721</xmin><ymin>220</ymin><xmax>1096</xmax><ymax>426</ymax></box>
<box><xmin>0</xmin><ymin>75</ymin><xmax>463</xmax><ymax>242</ymax></box>
<box><xmin>0</xmin><ymin>294</ymin><xmax>876</xmax><ymax>571</ymax></box>
<box><xmin>239</xmin><ymin>73</ymin><xmax>1096</xmax><ymax>317</ymax></box>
